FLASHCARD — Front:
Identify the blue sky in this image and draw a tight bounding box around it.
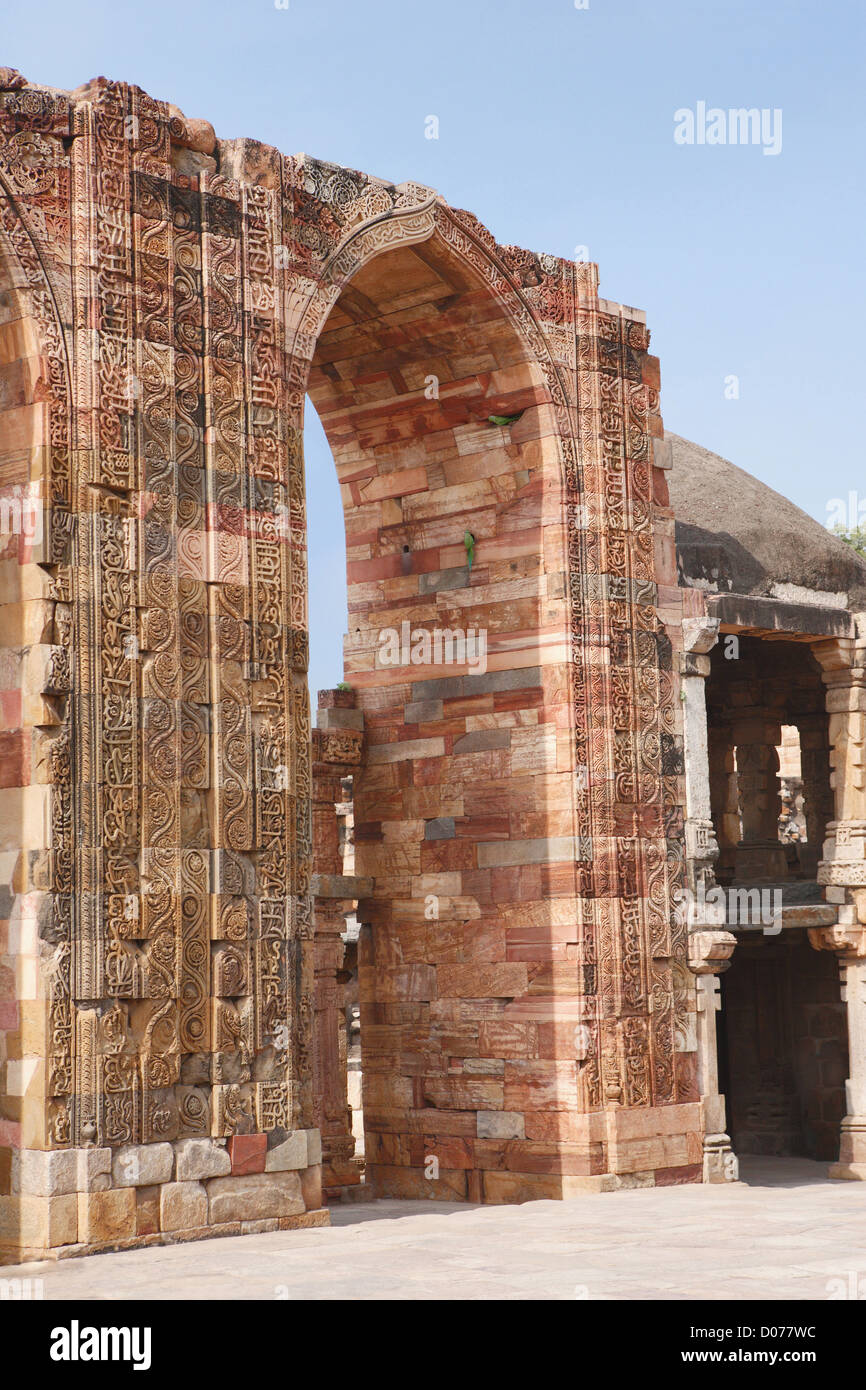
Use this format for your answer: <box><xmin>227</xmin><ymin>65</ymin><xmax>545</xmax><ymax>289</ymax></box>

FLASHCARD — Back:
<box><xmin>6</xmin><ymin>0</ymin><xmax>864</xmax><ymax>696</ymax></box>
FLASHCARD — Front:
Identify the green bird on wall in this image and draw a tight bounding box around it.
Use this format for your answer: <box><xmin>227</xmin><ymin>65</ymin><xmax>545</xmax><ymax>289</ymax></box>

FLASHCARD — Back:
<box><xmin>464</xmin><ymin>531</ymin><xmax>476</xmax><ymax>570</ymax></box>
<box><xmin>487</xmin><ymin>412</ymin><xmax>523</xmax><ymax>427</ymax></box>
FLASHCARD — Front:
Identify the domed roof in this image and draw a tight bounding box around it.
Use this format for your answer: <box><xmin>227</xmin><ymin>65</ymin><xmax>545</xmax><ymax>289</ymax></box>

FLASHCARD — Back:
<box><xmin>666</xmin><ymin>432</ymin><xmax>866</xmax><ymax>611</ymax></box>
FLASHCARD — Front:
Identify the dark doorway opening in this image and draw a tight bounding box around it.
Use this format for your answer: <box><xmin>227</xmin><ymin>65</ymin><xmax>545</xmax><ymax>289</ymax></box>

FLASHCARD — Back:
<box><xmin>719</xmin><ymin>930</ymin><xmax>847</xmax><ymax>1161</ymax></box>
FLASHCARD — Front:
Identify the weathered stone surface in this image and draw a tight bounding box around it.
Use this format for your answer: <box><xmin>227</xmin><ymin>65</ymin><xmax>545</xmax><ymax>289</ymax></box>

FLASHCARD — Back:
<box><xmin>453</xmin><ymin>730</ymin><xmax>510</xmax><ymax>755</ymax></box>
<box><xmin>424</xmin><ymin>818</ymin><xmax>455</xmax><ymax>840</ymax></box>
<box><xmin>76</xmin><ymin>1148</ymin><xmax>112</xmax><ymax>1194</ymax></box>
<box><xmin>0</xmin><ymin>1193</ymin><xmax>77</xmax><ymax>1248</ymax></box>
<box><xmin>160</xmin><ymin>1181</ymin><xmax>208</xmax><ymax>1233</ymax></box>
<box><xmin>77</xmin><ymin>1189</ymin><xmax>136</xmax><ymax>1245</ymax></box>
<box><xmin>227</xmin><ymin>1134</ymin><xmax>267</xmax><ymax>1176</ymax></box>
<box><xmin>264</xmin><ymin>1132</ymin><xmax>307</xmax><ymax>1172</ymax></box>
<box><xmin>477</xmin><ymin>1112</ymin><xmax>526</xmax><ymax>1140</ymax></box>
<box><xmin>112</xmin><ymin>1143</ymin><xmax>174</xmax><ymax>1188</ymax></box>
<box><xmin>300</xmin><ymin>1164</ymin><xmax>323</xmax><ymax>1211</ymax></box>
<box><xmin>306</xmin><ymin>1130</ymin><xmax>323</xmax><ymax>1167</ymax></box>
<box><xmin>174</xmin><ymin>1138</ymin><xmax>231</xmax><ymax>1182</ymax></box>
<box><xmin>135</xmin><ymin>1186</ymin><xmax>160</xmax><ymax>1237</ymax></box>
<box><xmin>206</xmin><ymin>1172</ymin><xmax>305</xmax><ymax>1224</ymax></box>
<box><xmin>12</xmin><ymin>1147</ymin><xmax>78</xmax><ymax>1196</ymax></box>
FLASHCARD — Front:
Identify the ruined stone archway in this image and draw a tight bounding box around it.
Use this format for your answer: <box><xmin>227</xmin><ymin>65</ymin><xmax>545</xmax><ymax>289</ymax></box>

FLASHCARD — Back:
<box><xmin>305</xmin><ymin>224</ymin><xmax>569</xmax><ymax>1199</ymax></box>
<box><xmin>1</xmin><ymin>71</ymin><xmax>700</xmax><ymax>1260</ymax></box>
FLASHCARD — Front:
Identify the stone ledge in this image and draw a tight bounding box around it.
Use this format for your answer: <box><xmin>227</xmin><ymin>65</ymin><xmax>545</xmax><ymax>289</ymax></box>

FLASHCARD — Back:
<box><xmin>708</xmin><ymin>592</ymin><xmax>855</xmax><ymax>639</ymax></box>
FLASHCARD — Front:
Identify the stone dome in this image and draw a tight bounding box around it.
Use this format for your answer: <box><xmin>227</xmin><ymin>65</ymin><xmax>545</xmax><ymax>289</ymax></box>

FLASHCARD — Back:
<box><xmin>666</xmin><ymin>432</ymin><xmax>866</xmax><ymax>612</ymax></box>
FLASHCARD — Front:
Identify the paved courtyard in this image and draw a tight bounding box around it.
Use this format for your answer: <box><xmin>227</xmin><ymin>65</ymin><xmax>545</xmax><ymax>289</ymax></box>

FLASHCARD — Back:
<box><xmin>15</xmin><ymin>1158</ymin><xmax>866</xmax><ymax>1301</ymax></box>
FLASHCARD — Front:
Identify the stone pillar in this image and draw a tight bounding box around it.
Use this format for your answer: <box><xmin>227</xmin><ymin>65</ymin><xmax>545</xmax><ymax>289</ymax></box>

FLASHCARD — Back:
<box><xmin>689</xmin><ymin>937</ymin><xmax>738</xmax><ymax>1182</ymax></box>
<box><xmin>708</xmin><ymin>725</ymin><xmax>740</xmax><ymax>884</ymax></box>
<box><xmin>808</xmin><ymin>926</ymin><xmax>866</xmax><ymax>1177</ymax></box>
<box><xmin>681</xmin><ymin>617</ymin><xmax>721</xmax><ymax>898</ymax></box>
<box><xmin>730</xmin><ymin>713</ymin><xmax>788</xmax><ymax>881</ymax></box>
<box><xmin>798</xmin><ymin>714</ymin><xmax>834</xmax><ymax>878</ymax></box>
<box><xmin>311</xmin><ymin>690</ymin><xmax>369</xmax><ymax>1198</ymax></box>
<box><xmin>810</xmin><ymin>619</ymin><xmax>866</xmax><ymax>1173</ymax></box>
<box><xmin>680</xmin><ymin>618</ymin><xmax>738</xmax><ymax>1182</ymax></box>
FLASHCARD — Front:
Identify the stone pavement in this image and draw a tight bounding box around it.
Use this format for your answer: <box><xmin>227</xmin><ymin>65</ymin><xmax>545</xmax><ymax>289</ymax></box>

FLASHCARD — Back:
<box><xmin>15</xmin><ymin>1158</ymin><xmax>866</xmax><ymax>1301</ymax></box>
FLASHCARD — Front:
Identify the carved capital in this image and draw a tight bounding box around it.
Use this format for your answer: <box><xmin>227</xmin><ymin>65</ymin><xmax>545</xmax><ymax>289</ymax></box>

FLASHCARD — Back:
<box><xmin>808</xmin><ymin>923</ymin><xmax>866</xmax><ymax>958</ymax></box>
<box><xmin>688</xmin><ymin>928</ymin><xmax>737</xmax><ymax>975</ymax></box>
<box><xmin>682</xmin><ymin>615</ymin><xmax>720</xmax><ymax>656</ymax></box>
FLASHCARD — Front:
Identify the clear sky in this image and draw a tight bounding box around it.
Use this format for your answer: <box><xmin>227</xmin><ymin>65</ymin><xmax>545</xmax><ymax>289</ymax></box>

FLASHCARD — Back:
<box><xmin>6</xmin><ymin>0</ymin><xmax>864</xmax><ymax>697</ymax></box>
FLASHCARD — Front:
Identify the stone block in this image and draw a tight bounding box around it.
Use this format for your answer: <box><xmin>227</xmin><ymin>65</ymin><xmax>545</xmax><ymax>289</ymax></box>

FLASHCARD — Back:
<box><xmin>264</xmin><ymin>1131</ymin><xmax>307</xmax><ymax>1171</ymax></box>
<box><xmin>453</xmin><ymin>730</ymin><xmax>510</xmax><ymax>754</ymax></box>
<box><xmin>418</xmin><ymin>566</ymin><xmax>470</xmax><ymax>593</ymax></box>
<box><xmin>228</xmin><ymin>1133</ymin><xmax>267</xmax><ymax>1175</ymax></box>
<box><xmin>403</xmin><ymin>699</ymin><xmax>443</xmax><ymax>723</ymax></box>
<box><xmin>300</xmin><ymin>1164</ymin><xmax>322</xmax><ymax>1210</ymax></box>
<box><xmin>477</xmin><ymin>1111</ymin><xmax>525</xmax><ymax>1140</ymax></box>
<box><xmin>477</xmin><ymin>836</ymin><xmax>577</xmax><ymax>868</ymax></box>
<box><xmin>278</xmin><ymin>1209</ymin><xmax>330</xmax><ymax>1231</ymax></box>
<box><xmin>437</xmin><ymin>963</ymin><xmax>528</xmax><ymax>999</ymax></box>
<box><xmin>240</xmin><ymin>1218</ymin><xmax>279</xmax><ymax>1234</ymax></box>
<box><xmin>12</xmin><ymin>1147</ymin><xmax>78</xmax><ymax>1196</ymax></box>
<box><xmin>112</xmin><ymin>1142</ymin><xmax>174</xmax><ymax>1188</ymax></box>
<box><xmin>481</xmin><ymin>1170</ymin><xmax>565</xmax><ymax>1203</ymax></box>
<box><xmin>135</xmin><ymin>1185</ymin><xmax>160</xmax><ymax>1237</ymax></box>
<box><xmin>369</xmin><ymin>1163</ymin><xmax>467</xmax><ymax>1201</ymax></box>
<box><xmin>77</xmin><ymin>1188</ymin><xmax>136</xmax><ymax>1245</ymax></box>
<box><xmin>463</xmin><ymin>666</ymin><xmax>543</xmax><ymax>695</ymax></box>
<box><xmin>0</xmin><ymin>1192</ymin><xmax>77</xmax><ymax>1248</ymax></box>
<box><xmin>306</xmin><ymin>1129</ymin><xmax>323</xmax><ymax>1166</ymax></box>
<box><xmin>206</xmin><ymin>1172</ymin><xmax>305</xmax><ymax>1224</ymax></box>
<box><xmin>424</xmin><ymin>817</ymin><xmax>455</xmax><ymax>840</ymax></box>
<box><xmin>174</xmin><ymin>1137</ymin><xmax>231</xmax><ymax>1181</ymax></box>
<box><xmin>160</xmin><ymin>1181</ymin><xmax>207</xmax><ymax>1232</ymax></box>
<box><xmin>76</xmin><ymin>1146</ymin><xmax>112</xmax><ymax>1192</ymax></box>
<box><xmin>316</xmin><ymin>707</ymin><xmax>364</xmax><ymax>731</ymax></box>
<box><xmin>312</xmin><ymin>873</ymin><xmax>373</xmax><ymax>899</ymax></box>
<box><xmin>367</xmin><ymin>737</ymin><xmax>445</xmax><ymax>765</ymax></box>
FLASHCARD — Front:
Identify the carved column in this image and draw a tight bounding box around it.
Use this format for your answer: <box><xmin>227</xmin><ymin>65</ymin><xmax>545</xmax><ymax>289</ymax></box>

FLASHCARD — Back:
<box><xmin>730</xmin><ymin>714</ymin><xmax>788</xmax><ymax>881</ymax></box>
<box><xmin>810</xmin><ymin>619</ymin><xmax>866</xmax><ymax>1173</ymax></box>
<box><xmin>311</xmin><ymin>690</ymin><xmax>370</xmax><ymax>1197</ymax></box>
<box><xmin>681</xmin><ymin>617</ymin><xmax>722</xmax><ymax>898</ymax></box>
<box><xmin>708</xmin><ymin>724</ymin><xmax>740</xmax><ymax>884</ymax></box>
<box><xmin>808</xmin><ymin>926</ymin><xmax>866</xmax><ymax>1177</ymax></box>
<box><xmin>680</xmin><ymin>618</ymin><xmax>738</xmax><ymax>1181</ymax></box>
<box><xmin>798</xmin><ymin>714</ymin><xmax>834</xmax><ymax>878</ymax></box>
